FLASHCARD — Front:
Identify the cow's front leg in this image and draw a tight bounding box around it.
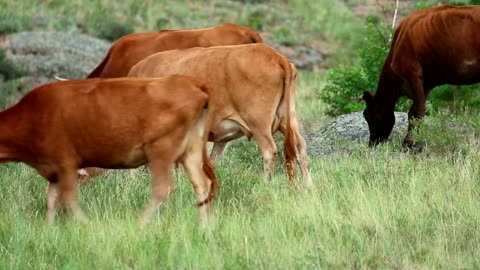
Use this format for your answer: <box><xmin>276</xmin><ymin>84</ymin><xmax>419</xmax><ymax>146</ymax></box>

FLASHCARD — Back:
<box><xmin>403</xmin><ymin>97</ymin><xmax>427</xmax><ymax>150</ymax></box>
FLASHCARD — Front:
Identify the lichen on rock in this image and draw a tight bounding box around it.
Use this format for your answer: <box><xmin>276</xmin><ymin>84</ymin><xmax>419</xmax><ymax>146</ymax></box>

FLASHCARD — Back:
<box><xmin>4</xmin><ymin>31</ymin><xmax>110</xmax><ymax>79</ymax></box>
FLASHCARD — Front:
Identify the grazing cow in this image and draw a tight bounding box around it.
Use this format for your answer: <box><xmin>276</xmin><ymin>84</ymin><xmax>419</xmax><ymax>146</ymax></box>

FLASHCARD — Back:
<box><xmin>128</xmin><ymin>43</ymin><xmax>312</xmax><ymax>188</ymax></box>
<box><xmin>0</xmin><ymin>75</ymin><xmax>218</xmax><ymax>226</ymax></box>
<box><xmin>363</xmin><ymin>5</ymin><xmax>480</xmax><ymax>147</ymax></box>
<box><xmin>87</xmin><ymin>23</ymin><xmax>263</xmax><ymax>78</ymax></box>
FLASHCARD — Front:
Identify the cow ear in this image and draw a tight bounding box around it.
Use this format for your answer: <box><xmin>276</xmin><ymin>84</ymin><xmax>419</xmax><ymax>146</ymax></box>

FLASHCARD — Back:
<box><xmin>363</xmin><ymin>91</ymin><xmax>374</xmax><ymax>103</ymax></box>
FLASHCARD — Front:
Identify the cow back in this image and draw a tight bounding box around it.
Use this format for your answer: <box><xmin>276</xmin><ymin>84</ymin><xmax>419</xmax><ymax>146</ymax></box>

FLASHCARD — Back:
<box><xmin>390</xmin><ymin>5</ymin><xmax>480</xmax><ymax>86</ymax></box>
<box><xmin>88</xmin><ymin>23</ymin><xmax>262</xmax><ymax>78</ymax></box>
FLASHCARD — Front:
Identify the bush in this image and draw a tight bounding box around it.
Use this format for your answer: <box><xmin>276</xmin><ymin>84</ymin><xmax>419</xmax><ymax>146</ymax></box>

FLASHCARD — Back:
<box><xmin>320</xmin><ymin>17</ymin><xmax>392</xmax><ymax>116</ymax></box>
<box><xmin>0</xmin><ymin>48</ymin><xmax>26</xmax><ymax>81</ymax></box>
<box><xmin>243</xmin><ymin>8</ymin><xmax>265</xmax><ymax>30</ymax></box>
<box><xmin>274</xmin><ymin>27</ymin><xmax>296</xmax><ymax>46</ymax></box>
<box><xmin>85</xmin><ymin>8</ymin><xmax>134</xmax><ymax>41</ymax></box>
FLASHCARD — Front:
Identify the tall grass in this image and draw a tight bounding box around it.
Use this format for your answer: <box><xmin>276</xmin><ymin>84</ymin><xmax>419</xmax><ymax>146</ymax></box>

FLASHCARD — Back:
<box><xmin>1</xmin><ymin>74</ymin><xmax>480</xmax><ymax>269</ymax></box>
<box><xmin>1</xmin><ymin>141</ymin><xmax>479</xmax><ymax>269</ymax></box>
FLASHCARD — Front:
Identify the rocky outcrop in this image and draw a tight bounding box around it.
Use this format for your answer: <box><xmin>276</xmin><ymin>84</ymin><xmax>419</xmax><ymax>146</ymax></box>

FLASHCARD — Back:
<box><xmin>3</xmin><ymin>31</ymin><xmax>110</xmax><ymax>79</ymax></box>
<box><xmin>274</xmin><ymin>44</ymin><xmax>326</xmax><ymax>71</ymax></box>
<box><xmin>305</xmin><ymin>112</ymin><xmax>408</xmax><ymax>155</ymax></box>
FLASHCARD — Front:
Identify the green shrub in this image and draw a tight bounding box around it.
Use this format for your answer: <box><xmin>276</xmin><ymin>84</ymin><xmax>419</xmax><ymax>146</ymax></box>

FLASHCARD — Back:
<box><xmin>0</xmin><ymin>48</ymin><xmax>26</xmax><ymax>81</ymax></box>
<box><xmin>155</xmin><ymin>18</ymin><xmax>169</xmax><ymax>30</ymax></box>
<box><xmin>274</xmin><ymin>27</ymin><xmax>296</xmax><ymax>46</ymax></box>
<box><xmin>320</xmin><ymin>19</ymin><xmax>392</xmax><ymax>116</ymax></box>
<box><xmin>321</xmin><ymin>67</ymin><xmax>369</xmax><ymax>116</ymax></box>
<box><xmin>85</xmin><ymin>8</ymin><xmax>134</xmax><ymax>41</ymax></box>
<box><xmin>243</xmin><ymin>8</ymin><xmax>265</xmax><ymax>30</ymax></box>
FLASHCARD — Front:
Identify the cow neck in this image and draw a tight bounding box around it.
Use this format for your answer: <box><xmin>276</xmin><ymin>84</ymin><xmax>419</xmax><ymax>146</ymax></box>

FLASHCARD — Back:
<box><xmin>373</xmin><ymin>56</ymin><xmax>402</xmax><ymax>112</ymax></box>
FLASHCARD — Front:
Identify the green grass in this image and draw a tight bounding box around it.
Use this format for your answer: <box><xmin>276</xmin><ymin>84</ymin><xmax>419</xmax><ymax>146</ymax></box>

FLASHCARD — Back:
<box><xmin>1</xmin><ymin>73</ymin><xmax>480</xmax><ymax>269</ymax></box>
<box><xmin>1</xmin><ymin>140</ymin><xmax>479</xmax><ymax>269</ymax></box>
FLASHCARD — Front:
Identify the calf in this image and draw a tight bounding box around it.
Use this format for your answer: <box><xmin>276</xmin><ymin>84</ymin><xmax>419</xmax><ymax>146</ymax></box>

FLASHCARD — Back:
<box><xmin>128</xmin><ymin>43</ymin><xmax>312</xmax><ymax>188</ymax></box>
<box><xmin>0</xmin><ymin>75</ymin><xmax>218</xmax><ymax>226</ymax></box>
<box><xmin>88</xmin><ymin>23</ymin><xmax>263</xmax><ymax>78</ymax></box>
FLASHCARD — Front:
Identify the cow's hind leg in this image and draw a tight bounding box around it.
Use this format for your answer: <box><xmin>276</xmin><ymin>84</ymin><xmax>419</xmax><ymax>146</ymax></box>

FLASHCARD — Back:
<box><xmin>58</xmin><ymin>168</ymin><xmax>89</xmax><ymax>223</ymax></box>
<box><xmin>46</xmin><ymin>183</ymin><xmax>60</xmax><ymax>225</ymax></box>
<box><xmin>252</xmin><ymin>131</ymin><xmax>278</xmax><ymax>180</ymax></box>
<box><xmin>279</xmin><ymin>119</ymin><xmax>313</xmax><ymax>188</ymax></box>
<box><xmin>140</xmin><ymin>153</ymin><xmax>174</xmax><ymax>229</ymax></box>
<box><xmin>181</xmin><ymin>146</ymin><xmax>214</xmax><ymax>225</ymax></box>
<box><xmin>291</xmin><ymin>124</ymin><xmax>312</xmax><ymax>188</ymax></box>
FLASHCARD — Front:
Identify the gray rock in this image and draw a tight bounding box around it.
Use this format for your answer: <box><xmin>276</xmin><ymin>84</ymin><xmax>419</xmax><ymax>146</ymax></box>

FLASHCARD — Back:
<box><xmin>318</xmin><ymin>111</ymin><xmax>408</xmax><ymax>143</ymax></box>
<box><xmin>305</xmin><ymin>111</ymin><xmax>408</xmax><ymax>156</ymax></box>
<box><xmin>4</xmin><ymin>31</ymin><xmax>111</xmax><ymax>79</ymax></box>
<box><xmin>304</xmin><ymin>111</ymin><xmax>478</xmax><ymax>156</ymax></box>
<box><xmin>274</xmin><ymin>44</ymin><xmax>325</xmax><ymax>71</ymax></box>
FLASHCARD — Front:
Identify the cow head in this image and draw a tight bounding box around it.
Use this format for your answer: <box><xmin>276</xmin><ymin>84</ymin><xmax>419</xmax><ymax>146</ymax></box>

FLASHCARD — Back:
<box><xmin>362</xmin><ymin>91</ymin><xmax>395</xmax><ymax>146</ymax></box>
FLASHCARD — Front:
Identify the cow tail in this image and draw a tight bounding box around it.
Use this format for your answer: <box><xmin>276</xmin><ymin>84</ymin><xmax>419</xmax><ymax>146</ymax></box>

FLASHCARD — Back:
<box><xmin>250</xmin><ymin>31</ymin><xmax>263</xmax><ymax>44</ymax></box>
<box><xmin>281</xmin><ymin>58</ymin><xmax>297</xmax><ymax>184</ymax></box>
<box><xmin>197</xmin><ymin>145</ymin><xmax>219</xmax><ymax>207</ymax></box>
<box><xmin>87</xmin><ymin>47</ymin><xmax>112</xmax><ymax>78</ymax></box>
<box><xmin>196</xmin><ymin>98</ymin><xmax>219</xmax><ymax>207</ymax></box>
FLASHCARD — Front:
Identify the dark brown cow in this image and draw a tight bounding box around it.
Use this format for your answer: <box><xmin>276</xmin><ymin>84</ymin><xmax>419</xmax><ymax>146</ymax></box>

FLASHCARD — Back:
<box><xmin>87</xmin><ymin>23</ymin><xmax>263</xmax><ymax>78</ymax></box>
<box><xmin>363</xmin><ymin>5</ymin><xmax>480</xmax><ymax>147</ymax></box>
<box><xmin>0</xmin><ymin>75</ymin><xmax>218</xmax><ymax>226</ymax></box>
<box><xmin>128</xmin><ymin>44</ymin><xmax>312</xmax><ymax>188</ymax></box>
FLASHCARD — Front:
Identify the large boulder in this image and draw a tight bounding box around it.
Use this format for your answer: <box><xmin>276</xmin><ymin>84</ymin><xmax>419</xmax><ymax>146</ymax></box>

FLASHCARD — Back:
<box><xmin>274</xmin><ymin>44</ymin><xmax>326</xmax><ymax>71</ymax></box>
<box><xmin>305</xmin><ymin>111</ymin><xmax>408</xmax><ymax>156</ymax></box>
<box><xmin>3</xmin><ymin>31</ymin><xmax>110</xmax><ymax>79</ymax></box>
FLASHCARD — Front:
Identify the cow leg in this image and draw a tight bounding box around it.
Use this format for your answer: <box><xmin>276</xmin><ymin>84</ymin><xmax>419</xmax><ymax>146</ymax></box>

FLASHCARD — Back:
<box><xmin>140</xmin><ymin>158</ymin><xmax>173</xmax><ymax>229</ymax></box>
<box><xmin>403</xmin><ymin>79</ymin><xmax>428</xmax><ymax>149</ymax></box>
<box><xmin>294</xmin><ymin>133</ymin><xmax>312</xmax><ymax>188</ymax></box>
<box><xmin>181</xmin><ymin>146</ymin><xmax>213</xmax><ymax>225</ymax></box>
<box><xmin>58</xmin><ymin>168</ymin><xmax>89</xmax><ymax>223</ymax></box>
<box><xmin>46</xmin><ymin>183</ymin><xmax>60</xmax><ymax>225</ymax></box>
<box><xmin>279</xmin><ymin>122</ymin><xmax>312</xmax><ymax>188</ymax></box>
<box><xmin>252</xmin><ymin>132</ymin><xmax>278</xmax><ymax>180</ymax></box>
<box><xmin>210</xmin><ymin>142</ymin><xmax>228</xmax><ymax>161</ymax></box>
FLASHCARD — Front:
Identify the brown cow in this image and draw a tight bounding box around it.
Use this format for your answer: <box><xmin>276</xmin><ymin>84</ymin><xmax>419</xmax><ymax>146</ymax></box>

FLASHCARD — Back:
<box><xmin>363</xmin><ymin>5</ymin><xmax>480</xmax><ymax>147</ymax></box>
<box><xmin>87</xmin><ymin>23</ymin><xmax>263</xmax><ymax>78</ymax></box>
<box><xmin>0</xmin><ymin>75</ymin><xmax>218</xmax><ymax>226</ymax></box>
<box><xmin>128</xmin><ymin>43</ymin><xmax>313</xmax><ymax>188</ymax></box>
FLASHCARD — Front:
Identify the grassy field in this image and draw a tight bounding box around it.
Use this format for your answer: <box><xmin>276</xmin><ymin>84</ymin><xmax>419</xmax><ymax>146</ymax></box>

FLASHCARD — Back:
<box><xmin>2</xmin><ymin>0</ymin><xmax>480</xmax><ymax>269</ymax></box>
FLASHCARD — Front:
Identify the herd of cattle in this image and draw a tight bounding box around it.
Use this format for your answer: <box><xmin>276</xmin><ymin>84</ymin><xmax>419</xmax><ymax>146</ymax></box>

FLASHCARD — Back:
<box><xmin>0</xmin><ymin>5</ymin><xmax>479</xmax><ymax>226</ymax></box>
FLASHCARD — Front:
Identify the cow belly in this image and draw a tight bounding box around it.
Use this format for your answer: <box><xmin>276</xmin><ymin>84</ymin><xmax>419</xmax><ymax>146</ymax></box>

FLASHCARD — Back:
<box><xmin>210</xmin><ymin>119</ymin><xmax>251</xmax><ymax>143</ymax></box>
<box><xmin>122</xmin><ymin>147</ymin><xmax>148</xmax><ymax>168</ymax></box>
<box><xmin>84</xmin><ymin>146</ymin><xmax>147</xmax><ymax>169</ymax></box>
